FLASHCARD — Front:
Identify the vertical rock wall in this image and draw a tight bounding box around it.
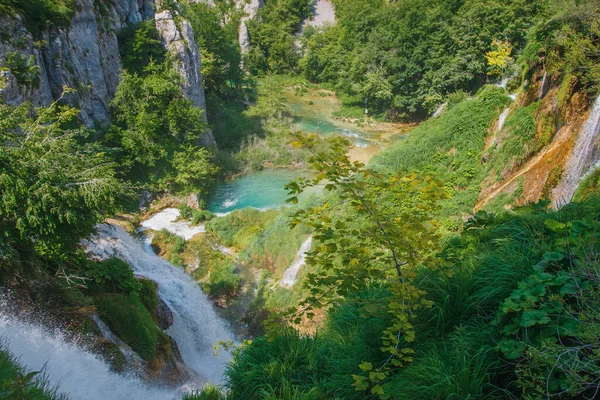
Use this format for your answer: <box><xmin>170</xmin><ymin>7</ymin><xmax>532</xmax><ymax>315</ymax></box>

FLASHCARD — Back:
<box><xmin>0</xmin><ymin>0</ymin><xmax>214</xmax><ymax>145</ymax></box>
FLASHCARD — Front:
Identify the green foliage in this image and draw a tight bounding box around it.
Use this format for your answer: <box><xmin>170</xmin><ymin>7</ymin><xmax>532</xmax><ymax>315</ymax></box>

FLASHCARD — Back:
<box><xmin>95</xmin><ymin>293</ymin><xmax>159</xmax><ymax>361</ymax></box>
<box><xmin>526</xmin><ymin>0</ymin><xmax>600</xmax><ymax>94</ymax></box>
<box><xmin>3</xmin><ymin>51</ymin><xmax>40</xmax><ymax>87</ymax></box>
<box><xmin>496</xmin><ymin>211</ymin><xmax>600</xmax><ymax>398</ymax></box>
<box><xmin>183</xmin><ymin>384</ymin><xmax>226</xmax><ymax>400</ymax></box>
<box><xmin>298</xmin><ymin>0</ymin><xmax>541</xmax><ymax>119</ymax></box>
<box><xmin>138</xmin><ymin>279</ymin><xmax>159</xmax><ymax>321</ymax></box>
<box><xmin>245</xmin><ymin>0</ymin><xmax>313</xmax><ymax>74</ymax></box>
<box><xmin>184</xmin><ymin>1</ymin><xmax>243</xmax><ymax>94</ymax></box>
<box><xmin>84</xmin><ymin>257</ymin><xmax>142</xmax><ymax>295</ymax></box>
<box><xmin>171</xmin><ymin>145</ymin><xmax>220</xmax><ymax>193</ymax></box>
<box><xmin>179</xmin><ymin>205</ymin><xmax>215</xmax><ymax>225</ymax></box>
<box><xmin>0</xmin><ymin>98</ymin><xmax>123</xmax><ymax>260</ymax></box>
<box><xmin>151</xmin><ymin>229</ymin><xmax>186</xmax><ymax>266</ymax></box>
<box><xmin>281</xmin><ymin>133</ymin><xmax>448</xmax><ymax>397</ymax></box>
<box><xmin>371</xmin><ymin>86</ymin><xmax>510</xmax><ymax>229</ymax></box>
<box><xmin>202</xmin><ymin>258</ymin><xmax>241</xmax><ymax>298</ymax></box>
<box><xmin>108</xmin><ymin>61</ymin><xmax>217</xmax><ymax>192</ymax></box>
<box><xmin>0</xmin><ymin>348</ymin><xmax>64</xmax><ymax>400</ymax></box>
<box><xmin>486</xmin><ymin>102</ymin><xmax>540</xmax><ymax>178</ymax></box>
<box><xmin>0</xmin><ymin>0</ymin><xmax>75</xmax><ymax>37</ymax></box>
<box><xmin>117</xmin><ymin>21</ymin><xmax>166</xmax><ymax>76</ymax></box>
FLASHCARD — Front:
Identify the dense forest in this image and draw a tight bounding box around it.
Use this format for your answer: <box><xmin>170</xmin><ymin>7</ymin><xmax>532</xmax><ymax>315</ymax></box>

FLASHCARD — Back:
<box><xmin>1</xmin><ymin>0</ymin><xmax>600</xmax><ymax>399</ymax></box>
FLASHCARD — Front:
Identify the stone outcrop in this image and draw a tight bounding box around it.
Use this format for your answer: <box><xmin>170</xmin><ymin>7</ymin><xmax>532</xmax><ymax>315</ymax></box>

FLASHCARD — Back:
<box><xmin>237</xmin><ymin>0</ymin><xmax>264</xmax><ymax>53</ymax></box>
<box><xmin>154</xmin><ymin>9</ymin><xmax>214</xmax><ymax>146</ymax></box>
<box><xmin>0</xmin><ymin>0</ymin><xmax>214</xmax><ymax>145</ymax></box>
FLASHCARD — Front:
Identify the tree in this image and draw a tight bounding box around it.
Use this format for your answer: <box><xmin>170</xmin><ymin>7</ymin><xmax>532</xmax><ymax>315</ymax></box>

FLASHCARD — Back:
<box><xmin>170</xmin><ymin>145</ymin><xmax>219</xmax><ymax>194</ymax></box>
<box><xmin>108</xmin><ymin>61</ymin><xmax>212</xmax><ymax>188</ymax></box>
<box><xmin>278</xmin><ymin>133</ymin><xmax>448</xmax><ymax>397</ymax></box>
<box><xmin>486</xmin><ymin>39</ymin><xmax>514</xmax><ymax>77</ymax></box>
<box><xmin>0</xmin><ymin>93</ymin><xmax>124</xmax><ymax>259</ymax></box>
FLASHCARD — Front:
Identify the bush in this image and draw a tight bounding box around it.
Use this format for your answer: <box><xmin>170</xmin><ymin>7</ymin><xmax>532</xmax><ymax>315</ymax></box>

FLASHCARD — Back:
<box><xmin>202</xmin><ymin>259</ymin><xmax>241</xmax><ymax>298</ymax></box>
<box><xmin>95</xmin><ymin>293</ymin><xmax>159</xmax><ymax>361</ymax></box>
<box><xmin>84</xmin><ymin>257</ymin><xmax>141</xmax><ymax>295</ymax></box>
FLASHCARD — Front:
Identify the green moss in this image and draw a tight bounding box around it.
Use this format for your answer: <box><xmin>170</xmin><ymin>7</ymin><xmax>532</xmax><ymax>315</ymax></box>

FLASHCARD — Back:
<box><xmin>95</xmin><ymin>293</ymin><xmax>159</xmax><ymax>361</ymax></box>
<box><xmin>138</xmin><ymin>279</ymin><xmax>159</xmax><ymax>321</ymax></box>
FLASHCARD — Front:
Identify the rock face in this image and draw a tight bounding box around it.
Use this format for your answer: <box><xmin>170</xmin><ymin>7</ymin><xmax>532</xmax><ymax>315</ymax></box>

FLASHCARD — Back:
<box><xmin>238</xmin><ymin>0</ymin><xmax>264</xmax><ymax>53</ymax></box>
<box><xmin>0</xmin><ymin>0</ymin><xmax>214</xmax><ymax>145</ymax></box>
<box><xmin>155</xmin><ymin>9</ymin><xmax>214</xmax><ymax>146</ymax></box>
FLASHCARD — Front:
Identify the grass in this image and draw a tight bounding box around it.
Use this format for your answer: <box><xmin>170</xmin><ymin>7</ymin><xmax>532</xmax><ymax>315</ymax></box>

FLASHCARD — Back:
<box><xmin>224</xmin><ymin>198</ymin><xmax>600</xmax><ymax>399</ymax></box>
<box><xmin>151</xmin><ymin>229</ymin><xmax>186</xmax><ymax>267</ymax></box>
<box><xmin>0</xmin><ymin>347</ymin><xmax>65</xmax><ymax>399</ymax></box>
<box><xmin>485</xmin><ymin>102</ymin><xmax>541</xmax><ymax>179</ymax></box>
<box><xmin>370</xmin><ymin>85</ymin><xmax>510</xmax><ymax>230</ymax></box>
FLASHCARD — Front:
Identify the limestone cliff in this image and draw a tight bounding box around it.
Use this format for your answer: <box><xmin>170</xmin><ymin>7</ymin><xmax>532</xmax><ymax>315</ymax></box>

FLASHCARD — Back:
<box><xmin>0</xmin><ymin>0</ymin><xmax>214</xmax><ymax>145</ymax></box>
<box><xmin>238</xmin><ymin>0</ymin><xmax>263</xmax><ymax>53</ymax></box>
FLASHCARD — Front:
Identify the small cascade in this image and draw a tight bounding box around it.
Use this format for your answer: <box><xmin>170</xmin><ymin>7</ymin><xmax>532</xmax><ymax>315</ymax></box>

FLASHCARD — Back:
<box><xmin>538</xmin><ymin>71</ymin><xmax>549</xmax><ymax>100</ymax></box>
<box><xmin>432</xmin><ymin>102</ymin><xmax>447</xmax><ymax>118</ymax></box>
<box><xmin>85</xmin><ymin>224</ymin><xmax>234</xmax><ymax>384</ymax></box>
<box><xmin>552</xmin><ymin>95</ymin><xmax>600</xmax><ymax>205</ymax></box>
<box><xmin>496</xmin><ymin>77</ymin><xmax>509</xmax><ymax>89</ymax></box>
<box><xmin>0</xmin><ymin>311</ymin><xmax>178</xmax><ymax>400</ymax></box>
<box><xmin>281</xmin><ymin>236</ymin><xmax>313</xmax><ymax>287</ymax></box>
<box><xmin>497</xmin><ymin>107</ymin><xmax>510</xmax><ymax>132</ymax></box>
<box><xmin>139</xmin><ymin>208</ymin><xmax>205</xmax><ymax>240</ymax></box>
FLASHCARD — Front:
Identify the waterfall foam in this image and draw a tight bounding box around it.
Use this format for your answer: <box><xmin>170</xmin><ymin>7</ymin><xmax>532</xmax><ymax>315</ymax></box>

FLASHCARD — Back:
<box><xmin>552</xmin><ymin>95</ymin><xmax>600</xmax><ymax>205</ymax></box>
<box><xmin>497</xmin><ymin>107</ymin><xmax>510</xmax><ymax>132</ymax></box>
<box><xmin>538</xmin><ymin>71</ymin><xmax>549</xmax><ymax>100</ymax></box>
<box><xmin>281</xmin><ymin>236</ymin><xmax>313</xmax><ymax>287</ymax></box>
<box><xmin>85</xmin><ymin>224</ymin><xmax>233</xmax><ymax>384</ymax></box>
<box><xmin>140</xmin><ymin>208</ymin><xmax>205</xmax><ymax>240</ymax></box>
<box><xmin>0</xmin><ymin>312</ymin><xmax>178</xmax><ymax>400</ymax></box>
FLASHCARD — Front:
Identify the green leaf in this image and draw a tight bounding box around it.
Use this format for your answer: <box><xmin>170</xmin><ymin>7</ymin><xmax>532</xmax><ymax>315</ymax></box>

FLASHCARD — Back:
<box><xmin>371</xmin><ymin>384</ymin><xmax>385</xmax><ymax>395</ymax></box>
<box><xmin>359</xmin><ymin>361</ymin><xmax>373</xmax><ymax>372</ymax></box>
<box><xmin>520</xmin><ymin>310</ymin><xmax>551</xmax><ymax>327</ymax></box>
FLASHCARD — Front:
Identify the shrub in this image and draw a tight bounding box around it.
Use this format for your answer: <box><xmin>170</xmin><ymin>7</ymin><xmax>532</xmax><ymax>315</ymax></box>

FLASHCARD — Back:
<box><xmin>84</xmin><ymin>257</ymin><xmax>141</xmax><ymax>295</ymax></box>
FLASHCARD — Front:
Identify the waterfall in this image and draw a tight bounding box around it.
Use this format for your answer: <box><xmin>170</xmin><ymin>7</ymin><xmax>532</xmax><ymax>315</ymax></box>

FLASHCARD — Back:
<box><xmin>281</xmin><ymin>236</ymin><xmax>313</xmax><ymax>287</ymax></box>
<box><xmin>497</xmin><ymin>108</ymin><xmax>510</xmax><ymax>132</ymax></box>
<box><xmin>140</xmin><ymin>208</ymin><xmax>205</xmax><ymax>240</ymax></box>
<box><xmin>0</xmin><ymin>311</ymin><xmax>178</xmax><ymax>400</ymax></box>
<box><xmin>538</xmin><ymin>71</ymin><xmax>549</xmax><ymax>100</ymax></box>
<box><xmin>85</xmin><ymin>224</ymin><xmax>233</xmax><ymax>384</ymax></box>
<box><xmin>552</xmin><ymin>95</ymin><xmax>600</xmax><ymax>205</ymax></box>
<box><xmin>432</xmin><ymin>102</ymin><xmax>447</xmax><ymax>118</ymax></box>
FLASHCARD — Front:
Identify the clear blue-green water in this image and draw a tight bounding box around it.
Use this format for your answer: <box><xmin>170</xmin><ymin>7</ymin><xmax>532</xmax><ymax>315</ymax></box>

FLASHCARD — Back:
<box><xmin>206</xmin><ymin>169</ymin><xmax>318</xmax><ymax>214</ymax></box>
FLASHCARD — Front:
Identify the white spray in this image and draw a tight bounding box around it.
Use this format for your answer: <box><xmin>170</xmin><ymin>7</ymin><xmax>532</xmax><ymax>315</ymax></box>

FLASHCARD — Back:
<box><xmin>85</xmin><ymin>224</ymin><xmax>233</xmax><ymax>384</ymax></box>
<box><xmin>281</xmin><ymin>236</ymin><xmax>313</xmax><ymax>287</ymax></box>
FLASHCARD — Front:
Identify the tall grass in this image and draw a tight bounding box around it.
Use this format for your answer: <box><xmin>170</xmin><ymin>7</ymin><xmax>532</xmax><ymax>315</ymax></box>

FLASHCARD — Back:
<box><xmin>370</xmin><ymin>86</ymin><xmax>510</xmax><ymax>229</ymax></box>
<box><xmin>0</xmin><ymin>347</ymin><xmax>66</xmax><ymax>400</ymax></box>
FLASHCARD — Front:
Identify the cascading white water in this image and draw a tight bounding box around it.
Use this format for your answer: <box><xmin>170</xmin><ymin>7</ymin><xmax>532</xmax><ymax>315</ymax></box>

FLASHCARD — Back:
<box><xmin>0</xmin><ymin>311</ymin><xmax>177</xmax><ymax>400</ymax></box>
<box><xmin>432</xmin><ymin>102</ymin><xmax>447</xmax><ymax>118</ymax></box>
<box><xmin>539</xmin><ymin>71</ymin><xmax>549</xmax><ymax>100</ymax></box>
<box><xmin>552</xmin><ymin>95</ymin><xmax>600</xmax><ymax>205</ymax></box>
<box><xmin>140</xmin><ymin>208</ymin><xmax>205</xmax><ymax>240</ymax></box>
<box><xmin>497</xmin><ymin>107</ymin><xmax>510</xmax><ymax>132</ymax></box>
<box><xmin>281</xmin><ymin>236</ymin><xmax>313</xmax><ymax>287</ymax></box>
<box><xmin>85</xmin><ymin>224</ymin><xmax>233</xmax><ymax>384</ymax></box>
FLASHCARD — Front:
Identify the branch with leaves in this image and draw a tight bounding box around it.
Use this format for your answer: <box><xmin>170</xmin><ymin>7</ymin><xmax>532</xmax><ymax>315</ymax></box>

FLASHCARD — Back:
<box><xmin>266</xmin><ymin>132</ymin><xmax>448</xmax><ymax>397</ymax></box>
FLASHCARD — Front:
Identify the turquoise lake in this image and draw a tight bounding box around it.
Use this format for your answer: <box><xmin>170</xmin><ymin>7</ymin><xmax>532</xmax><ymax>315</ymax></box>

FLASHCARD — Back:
<box><xmin>206</xmin><ymin>169</ymin><xmax>318</xmax><ymax>214</ymax></box>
